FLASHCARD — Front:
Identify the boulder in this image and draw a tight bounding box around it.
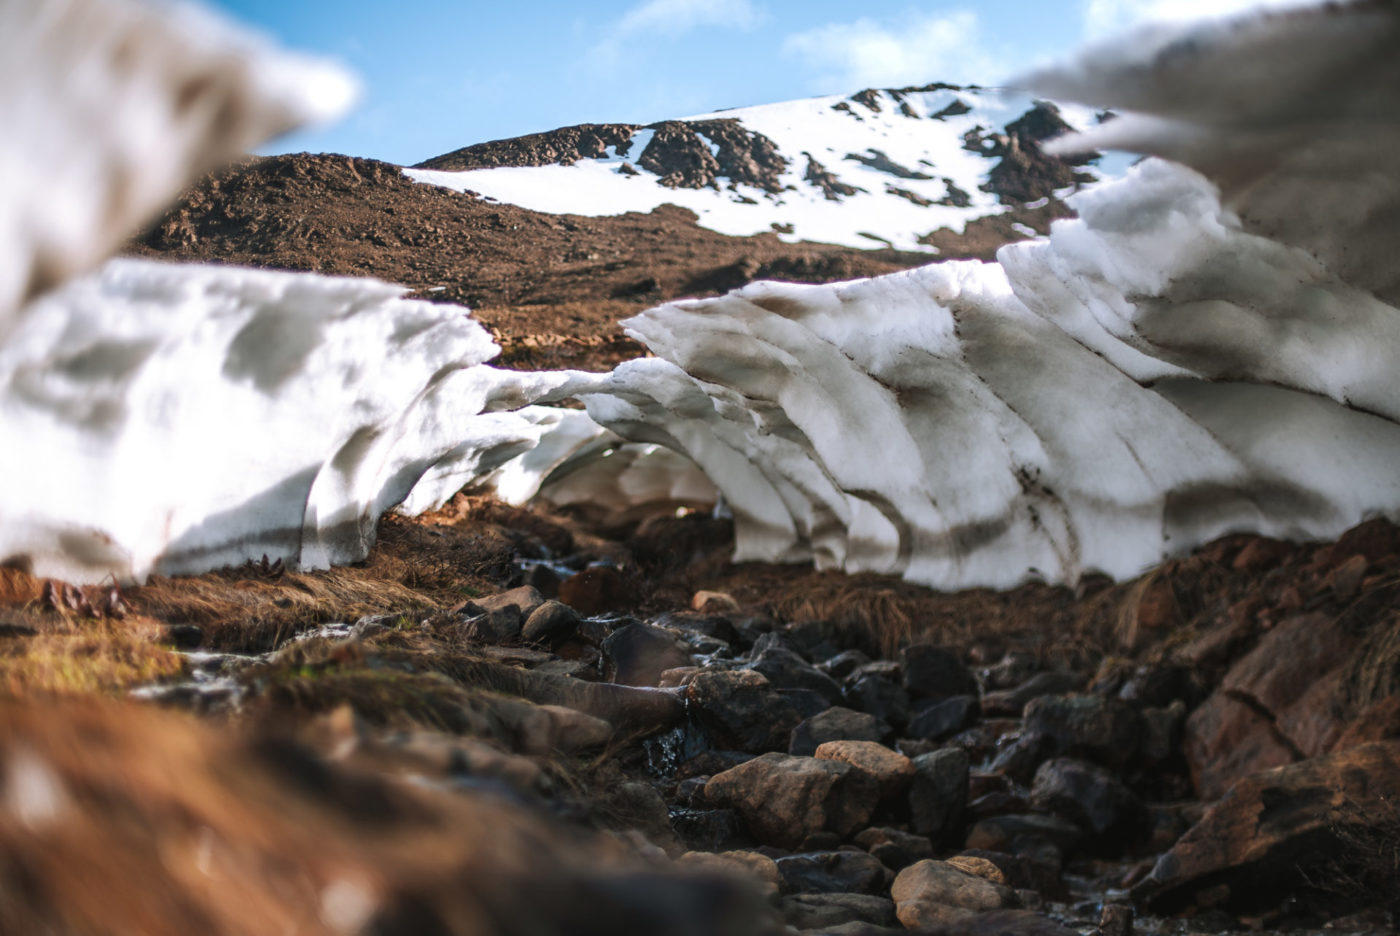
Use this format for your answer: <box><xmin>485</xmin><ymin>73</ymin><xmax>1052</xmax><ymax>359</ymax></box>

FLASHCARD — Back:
<box><xmin>908</xmin><ymin>748</ymin><xmax>969</xmax><ymax>842</ymax></box>
<box><xmin>1135</xmin><ymin>740</ymin><xmax>1400</xmax><ymax>914</ymax></box>
<box><xmin>845</xmin><ymin>673</ymin><xmax>911</xmax><ymax>729</ymax></box>
<box><xmin>602</xmin><ymin>622</ymin><xmax>691</xmax><ymax>687</ymax></box>
<box><xmin>853</xmin><ymin>827</ymin><xmax>934</xmax><ymax>872</ymax></box>
<box><xmin>676</xmin><ymin>849</ymin><xmax>781</xmax><ymax>900</ymax></box>
<box><xmin>982</xmin><ymin>672</ymin><xmax>1083</xmax><ymax>717</ymax></box>
<box><xmin>778</xmin><ymin>892</ymin><xmax>897</xmax><ymax>930</ymax></box>
<box><xmin>1023</xmin><ymin>694</ymin><xmax>1142</xmax><ymax>769</ymax></box>
<box><xmin>746</xmin><ymin>647</ymin><xmax>844</xmax><ymax>705</ymax></box>
<box><xmin>900</xmin><ymin>644</ymin><xmax>979</xmax><ymax>700</ymax></box>
<box><xmin>907</xmin><ymin>695</ymin><xmax>980</xmax><ymax>740</ymax></box>
<box><xmin>1029</xmin><ymin>758</ymin><xmax>1147</xmax><ymax>854</ymax></box>
<box><xmin>814</xmin><ymin>740</ymin><xmax>914</xmax><ymax>799</ymax></box>
<box><xmin>687</xmin><ymin>669</ymin><xmax>803</xmax><ymax>753</ymax></box>
<box><xmin>521</xmin><ymin>599</ymin><xmax>581</xmax><ymax>645</ymax></box>
<box><xmin>790</xmin><ymin>707</ymin><xmax>889</xmax><ymax>756</ymax></box>
<box><xmin>890</xmin><ymin>859</ymin><xmax>1018</xmax><ymax>929</ymax></box>
<box><xmin>775</xmin><ymin>850</ymin><xmax>891</xmax><ymax>894</ymax></box>
<box><xmin>704</xmin><ymin>753</ymin><xmax>881</xmax><ymax>848</ymax></box>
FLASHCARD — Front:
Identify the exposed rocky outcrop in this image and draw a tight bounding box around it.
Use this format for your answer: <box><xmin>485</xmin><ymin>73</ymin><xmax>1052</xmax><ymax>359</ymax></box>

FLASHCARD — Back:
<box><xmin>413</xmin><ymin>123</ymin><xmax>641</xmax><ymax>171</ymax></box>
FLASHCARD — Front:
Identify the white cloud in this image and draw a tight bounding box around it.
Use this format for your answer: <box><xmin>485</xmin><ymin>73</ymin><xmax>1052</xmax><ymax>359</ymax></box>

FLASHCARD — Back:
<box><xmin>615</xmin><ymin>0</ymin><xmax>763</xmax><ymax>38</ymax></box>
<box><xmin>590</xmin><ymin>0</ymin><xmax>764</xmax><ymax>68</ymax></box>
<box><xmin>1082</xmin><ymin>0</ymin><xmax>1321</xmax><ymax>37</ymax></box>
<box><xmin>780</xmin><ymin>10</ymin><xmax>1000</xmax><ymax>94</ymax></box>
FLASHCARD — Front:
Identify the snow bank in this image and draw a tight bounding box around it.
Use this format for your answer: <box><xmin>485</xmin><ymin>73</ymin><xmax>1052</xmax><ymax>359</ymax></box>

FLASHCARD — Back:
<box><xmin>564</xmin><ymin>0</ymin><xmax>1400</xmax><ymax>588</ymax></box>
<box><xmin>0</xmin><ymin>0</ymin><xmax>357</xmax><ymax>335</ymax></box>
<box><xmin>0</xmin><ymin>259</ymin><xmax>603</xmax><ymax>581</ymax></box>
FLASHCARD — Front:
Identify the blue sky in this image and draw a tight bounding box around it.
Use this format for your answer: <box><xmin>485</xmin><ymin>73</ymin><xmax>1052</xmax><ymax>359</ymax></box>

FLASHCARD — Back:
<box><xmin>208</xmin><ymin>0</ymin><xmax>1261</xmax><ymax>165</ymax></box>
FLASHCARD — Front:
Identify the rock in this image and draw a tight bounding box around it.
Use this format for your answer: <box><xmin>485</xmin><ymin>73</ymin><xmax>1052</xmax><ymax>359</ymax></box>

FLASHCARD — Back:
<box><xmin>558</xmin><ymin>565</ymin><xmax>629</xmax><ymax>616</ymax></box>
<box><xmin>520</xmin><ymin>599</ymin><xmax>580</xmax><ymax>645</ymax></box>
<box><xmin>907</xmin><ymin>695</ymin><xmax>980</xmax><ymax>740</ymax></box>
<box><xmin>845</xmin><ymin>673</ymin><xmax>911</xmax><ymax>729</ymax></box>
<box><xmin>1184</xmin><ymin>612</ymin><xmax>1360</xmax><ymax>798</ymax></box>
<box><xmin>677</xmin><ymin>849</ymin><xmax>781</xmax><ymax>899</ymax></box>
<box><xmin>1099</xmin><ymin>903</ymin><xmax>1134</xmax><ymax>936</ymax></box>
<box><xmin>1117</xmin><ymin>664</ymin><xmax>1205</xmax><ymax>709</ymax></box>
<box><xmin>890</xmin><ymin>859</ymin><xmax>1018</xmax><ymax>929</ymax></box>
<box><xmin>1181</xmin><ymin>693</ymin><xmax>1296</xmax><ymax>800</ymax></box>
<box><xmin>658</xmin><ymin>666</ymin><xmax>700</xmax><ymax>688</ymax></box>
<box><xmin>746</xmin><ymin>648</ymin><xmax>844</xmax><ymax>705</ymax></box>
<box><xmin>964</xmin><ymin>814</ymin><xmax>1082</xmax><ymax>856</ymax></box>
<box><xmin>691</xmin><ymin>589</ymin><xmax>740</xmax><ymax>614</ymax></box>
<box><xmin>461</xmin><ymin>586</ymin><xmax>546</xmax><ymax>643</ymax></box>
<box><xmin>982</xmin><ymin>651</ymin><xmax>1040</xmax><ymax>691</ymax></box>
<box><xmin>1023</xmin><ymin>694</ymin><xmax>1142</xmax><ymax>769</ymax></box>
<box><xmin>900</xmin><ymin>644</ymin><xmax>979</xmax><ymax>700</ymax></box>
<box><xmin>1134</xmin><ymin>741</ymin><xmax>1400</xmax><ymax>915</ymax></box>
<box><xmin>687</xmin><ymin>669</ymin><xmax>804</xmax><ymax>752</ymax></box>
<box><xmin>670</xmin><ymin>808</ymin><xmax>747</xmax><ymax>852</ymax></box>
<box><xmin>602</xmin><ymin>622</ymin><xmax>690</xmax><ymax>687</ymax></box>
<box><xmin>853</xmin><ymin>827</ymin><xmax>934</xmax><ymax>872</ymax></box>
<box><xmin>606</xmin><ymin>780</ymin><xmax>683</xmax><ymax>856</ymax></box>
<box><xmin>982</xmin><ymin>672</ymin><xmax>1083</xmax><ymax>717</ymax></box>
<box><xmin>516</xmin><ymin>561</ymin><xmax>563</xmax><ymax>598</ymax></box>
<box><xmin>650</xmin><ymin>611</ymin><xmax>740</xmax><ymax>646</ymax></box>
<box><xmin>538</xmin><ymin>704</ymin><xmax>614</xmax><ymax>752</ymax></box>
<box><xmin>779</xmin><ymin>688</ymin><xmax>833</xmax><ymax>719</ymax></box>
<box><xmin>819</xmin><ymin>650</ymin><xmax>872</xmax><ymax>680</ymax></box>
<box><xmin>1029</xmin><ymin>758</ymin><xmax>1147</xmax><ymax>854</ymax></box>
<box><xmin>1140</xmin><ymin>701</ymin><xmax>1186</xmax><ymax>764</ymax></box>
<box><xmin>920</xmin><ymin>909</ymin><xmax>1079</xmax><ymax>936</ymax></box>
<box><xmin>704</xmin><ymin>753</ymin><xmax>881</xmax><ymax>848</ymax></box>
<box><xmin>814</xmin><ymin>741</ymin><xmax>914</xmax><ymax>799</ymax></box>
<box><xmin>944</xmin><ymin>854</ymin><xmax>1007</xmax><ymax>884</ymax></box>
<box><xmin>789</xmin><ymin>707</ymin><xmax>889</xmax><ymax>756</ymax></box>
<box><xmin>779</xmin><ymin>892</ymin><xmax>897</xmax><ymax>929</ymax></box>
<box><xmin>908</xmin><ymin>748</ymin><xmax>969</xmax><ymax>842</ymax></box>
<box><xmin>953</xmin><ymin>849</ymin><xmax>1058</xmax><ymax>894</ymax></box>
<box><xmin>776</xmin><ymin>850</ymin><xmax>891</xmax><ymax>894</ymax></box>
<box><xmin>987</xmin><ymin>730</ymin><xmax>1053</xmax><ymax>783</ymax></box>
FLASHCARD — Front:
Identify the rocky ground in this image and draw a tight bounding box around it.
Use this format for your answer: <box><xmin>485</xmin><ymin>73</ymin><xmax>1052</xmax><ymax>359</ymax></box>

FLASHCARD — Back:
<box><xmin>2</xmin><ymin>495</ymin><xmax>1398</xmax><ymax>934</ymax></box>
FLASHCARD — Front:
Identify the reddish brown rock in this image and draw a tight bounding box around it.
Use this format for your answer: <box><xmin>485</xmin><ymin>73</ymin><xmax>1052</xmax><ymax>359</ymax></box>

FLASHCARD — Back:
<box><xmin>1135</xmin><ymin>741</ymin><xmax>1400</xmax><ymax>914</ymax></box>
<box><xmin>1183</xmin><ymin>693</ymin><xmax>1297</xmax><ymax>801</ymax></box>
<box><xmin>703</xmin><ymin>753</ymin><xmax>880</xmax><ymax>848</ymax></box>
<box><xmin>891</xmin><ymin>859</ymin><xmax>1018</xmax><ymax>929</ymax></box>
<box><xmin>814</xmin><ymin>740</ymin><xmax>915</xmax><ymax>799</ymax></box>
<box><xmin>1331</xmin><ymin>695</ymin><xmax>1400</xmax><ymax>751</ymax></box>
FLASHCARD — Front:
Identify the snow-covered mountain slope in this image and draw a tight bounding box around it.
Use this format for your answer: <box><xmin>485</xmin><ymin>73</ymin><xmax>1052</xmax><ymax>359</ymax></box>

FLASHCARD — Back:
<box><xmin>405</xmin><ymin>88</ymin><xmax>1106</xmax><ymax>252</ymax></box>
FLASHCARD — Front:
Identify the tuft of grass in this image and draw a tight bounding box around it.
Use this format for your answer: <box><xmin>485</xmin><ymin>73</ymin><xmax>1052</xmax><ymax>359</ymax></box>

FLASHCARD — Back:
<box><xmin>0</xmin><ymin>617</ymin><xmax>185</xmax><ymax>696</ymax></box>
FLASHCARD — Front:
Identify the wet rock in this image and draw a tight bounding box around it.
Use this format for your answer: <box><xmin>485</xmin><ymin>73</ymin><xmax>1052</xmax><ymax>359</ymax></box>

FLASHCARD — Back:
<box><xmin>845</xmin><ymin>673</ymin><xmax>911</xmax><ymax>729</ymax></box>
<box><xmin>650</xmin><ymin>611</ymin><xmax>740</xmax><ymax>646</ymax></box>
<box><xmin>983</xmin><ymin>672</ymin><xmax>1083</xmax><ymax>717</ymax></box>
<box><xmin>521</xmin><ymin>599</ymin><xmax>580</xmax><ymax>646</ymax></box>
<box><xmin>1029</xmin><ymin>758</ymin><xmax>1147</xmax><ymax>854</ymax></box>
<box><xmin>908</xmin><ymin>695</ymin><xmax>980</xmax><ymax>740</ymax></box>
<box><xmin>967</xmin><ymin>791</ymin><xmax>1031</xmax><ymax>820</ymax></box>
<box><xmin>782</xmin><ymin>620</ymin><xmax>841</xmax><ymax>664</ymax></box>
<box><xmin>671</xmin><ymin>808</ymin><xmax>748</xmax><ymax>852</ymax></box>
<box><xmin>779</xmin><ymin>688</ymin><xmax>833</xmax><ymax>719</ymax></box>
<box><xmin>1023</xmin><ymin>694</ymin><xmax>1142</xmax><ymax>769</ymax></box>
<box><xmin>814</xmin><ymin>740</ymin><xmax>914</xmax><ymax>799</ymax></box>
<box><xmin>676</xmin><ymin>750</ymin><xmax>754</xmax><ymax>781</ymax></box>
<box><xmin>819</xmin><ymin>650</ymin><xmax>872</xmax><ymax>680</ymax></box>
<box><xmin>676</xmin><ymin>849</ymin><xmax>781</xmax><ymax>899</ymax></box>
<box><xmin>965</xmin><ymin>814</ymin><xmax>1082</xmax><ymax>856</ymax></box>
<box><xmin>658</xmin><ymin>666</ymin><xmax>700</xmax><ymax>688</ymax></box>
<box><xmin>603</xmin><ymin>622</ymin><xmax>690</xmax><ymax>687</ymax></box>
<box><xmin>776</xmin><ymin>850</ymin><xmax>891</xmax><ymax>894</ymax></box>
<box><xmin>901</xmin><ymin>644</ymin><xmax>979</xmax><ymax>700</ymax></box>
<box><xmin>746</xmin><ymin>648</ymin><xmax>844</xmax><ymax>705</ymax></box>
<box><xmin>687</xmin><ymin>669</ymin><xmax>804</xmax><ymax>753</ymax></box>
<box><xmin>704</xmin><ymin>753</ymin><xmax>881</xmax><ymax>848</ymax></box>
<box><xmin>908</xmin><ymin>748</ymin><xmax>969</xmax><ymax>842</ymax></box>
<box><xmin>790</xmin><ymin>707</ymin><xmax>889</xmax><ymax>756</ymax></box>
<box><xmin>988</xmin><ymin>730</ymin><xmax>1053</xmax><ymax>783</ymax></box>
<box><xmin>516</xmin><ymin>561</ymin><xmax>563</xmax><ymax>597</ymax></box>
<box><xmin>890</xmin><ymin>859</ymin><xmax>1018</xmax><ymax>928</ymax></box>
<box><xmin>1135</xmin><ymin>741</ymin><xmax>1400</xmax><ymax>915</ymax></box>
<box><xmin>853</xmin><ymin>827</ymin><xmax>934</xmax><ymax>872</ymax></box>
